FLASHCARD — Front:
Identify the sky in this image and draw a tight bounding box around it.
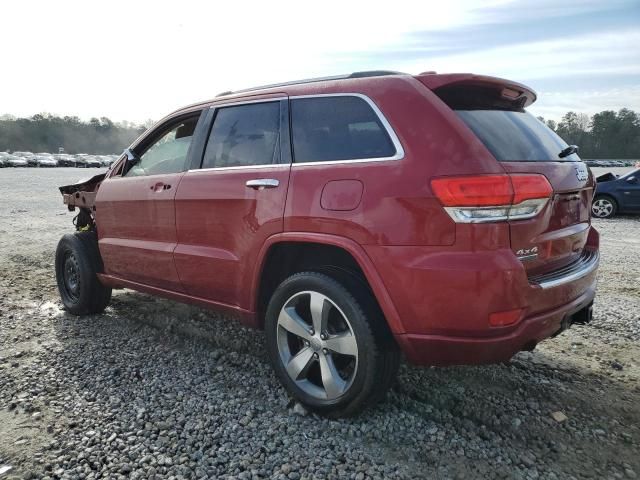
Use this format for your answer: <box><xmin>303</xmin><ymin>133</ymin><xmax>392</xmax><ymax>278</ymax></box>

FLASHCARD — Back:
<box><xmin>2</xmin><ymin>0</ymin><xmax>639</xmax><ymax>123</ymax></box>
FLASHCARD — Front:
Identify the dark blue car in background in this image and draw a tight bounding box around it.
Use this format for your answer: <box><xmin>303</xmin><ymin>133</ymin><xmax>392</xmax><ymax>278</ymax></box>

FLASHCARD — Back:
<box><xmin>592</xmin><ymin>168</ymin><xmax>640</xmax><ymax>218</ymax></box>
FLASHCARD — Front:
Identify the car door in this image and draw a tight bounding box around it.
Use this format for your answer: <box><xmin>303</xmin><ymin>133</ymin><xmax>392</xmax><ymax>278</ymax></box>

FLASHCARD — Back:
<box><xmin>174</xmin><ymin>96</ymin><xmax>291</xmax><ymax>309</ymax></box>
<box><xmin>619</xmin><ymin>171</ymin><xmax>640</xmax><ymax>209</ymax></box>
<box><xmin>96</xmin><ymin>109</ymin><xmax>206</xmax><ymax>290</ymax></box>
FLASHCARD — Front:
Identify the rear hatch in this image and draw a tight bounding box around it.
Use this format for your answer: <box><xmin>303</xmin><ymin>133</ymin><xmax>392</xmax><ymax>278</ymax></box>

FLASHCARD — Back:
<box><xmin>423</xmin><ymin>76</ymin><xmax>594</xmax><ymax>276</ymax></box>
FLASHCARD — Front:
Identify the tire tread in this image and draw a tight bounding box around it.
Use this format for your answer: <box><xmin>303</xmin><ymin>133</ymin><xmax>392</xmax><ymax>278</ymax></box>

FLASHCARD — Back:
<box><xmin>55</xmin><ymin>231</ymin><xmax>111</xmax><ymax>315</ymax></box>
<box><xmin>265</xmin><ymin>271</ymin><xmax>399</xmax><ymax>418</ymax></box>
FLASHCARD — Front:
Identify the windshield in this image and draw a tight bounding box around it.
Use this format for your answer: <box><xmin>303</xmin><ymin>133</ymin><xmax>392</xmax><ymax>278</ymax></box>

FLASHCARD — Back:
<box><xmin>456</xmin><ymin>110</ymin><xmax>581</xmax><ymax>162</ymax></box>
<box><xmin>621</xmin><ymin>168</ymin><xmax>640</xmax><ymax>179</ymax></box>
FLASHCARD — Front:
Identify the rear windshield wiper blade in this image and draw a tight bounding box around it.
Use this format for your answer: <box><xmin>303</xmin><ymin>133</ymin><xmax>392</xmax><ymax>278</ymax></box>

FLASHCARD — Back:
<box><xmin>559</xmin><ymin>145</ymin><xmax>579</xmax><ymax>158</ymax></box>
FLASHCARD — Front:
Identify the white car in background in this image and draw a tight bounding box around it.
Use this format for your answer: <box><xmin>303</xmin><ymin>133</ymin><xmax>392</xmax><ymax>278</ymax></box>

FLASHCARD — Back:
<box><xmin>4</xmin><ymin>155</ymin><xmax>28</xmax><ymax>167</ymax></box>
<box><xmin>35</xmin><ymin>155</ymin><xmax>58</xmax><ymax>167</ymax></box>
<box><xmin>12</xmin><ymin>151</ymin><xmax>33</xmax><ymax>157</ymax></box>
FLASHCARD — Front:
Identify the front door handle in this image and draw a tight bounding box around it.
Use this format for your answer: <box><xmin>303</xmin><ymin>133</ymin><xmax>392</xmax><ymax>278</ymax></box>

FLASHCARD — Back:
<box><xmin>246</xmin><ymin>179</ymin><xmax>279</xmax><ymax>190</ymax></box>
<box><xmin>150</xmin><ymin>182</ymin><xmax>171</xmax><ymax>192</ymax></box>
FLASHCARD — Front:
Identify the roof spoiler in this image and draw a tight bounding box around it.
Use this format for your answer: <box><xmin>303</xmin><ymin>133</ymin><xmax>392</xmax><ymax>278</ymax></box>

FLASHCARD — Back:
<box><xmin>416</xmin><ymin>73</ymin><xmax>537</xmax><ymax>108</ymax></box>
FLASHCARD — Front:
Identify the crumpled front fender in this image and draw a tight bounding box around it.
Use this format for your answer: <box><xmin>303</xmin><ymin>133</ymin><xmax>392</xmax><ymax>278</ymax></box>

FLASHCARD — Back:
<box><xmin>59</xmin><ymin>173</ymin><xmax>105</xmax><ymax>210</ymax></box>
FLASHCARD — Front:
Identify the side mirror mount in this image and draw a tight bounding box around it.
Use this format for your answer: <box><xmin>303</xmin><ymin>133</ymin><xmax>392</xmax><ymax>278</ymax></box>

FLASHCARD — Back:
<box><xmin>124</xmin><ymin>148</ymin><xmax>140</xmax><ymax>164</ymax></box>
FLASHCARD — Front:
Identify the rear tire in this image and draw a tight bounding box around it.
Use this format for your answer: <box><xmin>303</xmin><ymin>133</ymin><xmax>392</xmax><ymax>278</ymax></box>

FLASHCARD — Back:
<box><xmin>265</xmin><ymin>271</ymin><xmax>400</xmax><ymax>418</ymax></box>
<box><xmin>592</xmin><ymin>196</ymin><xmax>617</xmax><ymax>218</ymax></box>
<box><xmin>55</xmin><ymin>232</ymin><xmax>112</xmax><ymax>315</ymax></box>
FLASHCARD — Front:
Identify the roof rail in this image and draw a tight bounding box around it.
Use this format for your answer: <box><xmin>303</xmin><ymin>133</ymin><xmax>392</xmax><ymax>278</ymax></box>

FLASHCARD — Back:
<box><xmin>348</xmin><ymin>70</ymin><xmax>405</xmax><ymax>78</ymax></box>
<box><xmin>215</xmin><ymin>70</ymin><xmax>406</xmax><ymax>97</ymax></box>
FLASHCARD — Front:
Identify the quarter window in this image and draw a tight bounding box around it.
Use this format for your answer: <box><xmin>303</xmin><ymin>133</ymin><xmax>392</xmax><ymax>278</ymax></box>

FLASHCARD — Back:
<box><xmin>291</xmin><ymin>96</ymin><xmax>396</xmax><ymax>163</ymax></box>
<box><xmin>202</xmin><ymin>102</ymin><xmax>281</xmax><ymax>169</ymax></box>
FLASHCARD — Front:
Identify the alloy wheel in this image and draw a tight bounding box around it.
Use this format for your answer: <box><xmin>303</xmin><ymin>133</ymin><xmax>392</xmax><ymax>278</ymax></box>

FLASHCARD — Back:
<box><xmin>592</xmin><ymin>198</ymin><xmax>614</xmax><ymax>218</ymax></box>
<box><xmin>276</xmin><ymin>291</ymin><xmax>358</xmax><ymax>400</ymax></box>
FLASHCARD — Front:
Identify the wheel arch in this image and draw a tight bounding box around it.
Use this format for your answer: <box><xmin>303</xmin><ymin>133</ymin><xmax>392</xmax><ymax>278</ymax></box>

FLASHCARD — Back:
<box><xmin>594</xmin><ymin>192</ymin><xmax>618</xmax><ymax>204</ymax></box>
<box><xmin>251</xmin><ymin>233</ymin><xmax>404</xmax><ymax>334</ymax></box>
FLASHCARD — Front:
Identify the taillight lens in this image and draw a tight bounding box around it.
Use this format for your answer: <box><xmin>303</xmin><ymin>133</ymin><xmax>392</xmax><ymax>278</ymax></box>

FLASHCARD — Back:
<box><xmin>431</xmin><ymin>175</ymin><xmax>513</xmax><ymax>207</ymax></box>
<box><xmin>510</xmin><ymin>174</ymin><xmax>553</xmax><ymax>204</ymax></box>
<box><xmin>431</xmin><ymin>174</ymin><xmax>552</xmax><ymax>223</ymax></box>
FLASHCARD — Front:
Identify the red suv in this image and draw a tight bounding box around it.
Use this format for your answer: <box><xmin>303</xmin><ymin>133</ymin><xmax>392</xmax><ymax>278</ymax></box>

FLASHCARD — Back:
<box><xmin>56</xmin><ymin>71</ymin><xmax>599</xmax><ymax>417</ymax></box>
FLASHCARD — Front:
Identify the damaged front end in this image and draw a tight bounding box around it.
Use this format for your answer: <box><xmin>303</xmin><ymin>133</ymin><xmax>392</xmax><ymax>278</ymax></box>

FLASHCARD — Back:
<box><xmin>59</xmin><ymin>173</ymin><xmax>105</xmax><ymax>231</ymax></box>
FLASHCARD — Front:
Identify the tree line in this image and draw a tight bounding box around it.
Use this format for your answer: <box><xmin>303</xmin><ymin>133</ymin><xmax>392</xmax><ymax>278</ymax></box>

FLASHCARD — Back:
<box><xmin>1</xmin><ymin>108</ymin><xmax>639</xmax><ymax>158</ymax></box>
<box><xmin>537</xmin><ymin>108</ymin><xmax>639</xmax><ymax>159</ymax></box>
<box><xmin>0</xmin><ymin>114</ymin><xmax>152</xmax><ymax>155</ymax></box>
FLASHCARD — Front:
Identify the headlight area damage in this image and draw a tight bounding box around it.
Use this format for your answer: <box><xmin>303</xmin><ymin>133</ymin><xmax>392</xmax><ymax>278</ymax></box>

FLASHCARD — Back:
<box><xmin>59</xmin><ymin>173</ymin><xmax>105</xmax><ymax>231</ymax></box>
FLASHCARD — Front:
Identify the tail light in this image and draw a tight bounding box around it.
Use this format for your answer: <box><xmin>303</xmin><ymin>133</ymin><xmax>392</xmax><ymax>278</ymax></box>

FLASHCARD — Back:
<box><xmin>431</xmin><ymin>174</ymin><xmax>552</xmax><ymax>223</ymax></box>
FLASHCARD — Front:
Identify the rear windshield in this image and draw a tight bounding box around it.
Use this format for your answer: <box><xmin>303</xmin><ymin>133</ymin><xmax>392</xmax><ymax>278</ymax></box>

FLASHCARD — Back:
<box><xmin>456</xmin><ymin>110</ymin><xmax>580</xmax><ymax>162</ymax></box>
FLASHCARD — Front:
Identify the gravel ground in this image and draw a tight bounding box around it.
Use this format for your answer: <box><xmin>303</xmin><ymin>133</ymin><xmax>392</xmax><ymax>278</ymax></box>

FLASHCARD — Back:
<box><xmin>0</xmin><ymin>168</ymin><xmax>639</xmax><ymax>480</ymax></box>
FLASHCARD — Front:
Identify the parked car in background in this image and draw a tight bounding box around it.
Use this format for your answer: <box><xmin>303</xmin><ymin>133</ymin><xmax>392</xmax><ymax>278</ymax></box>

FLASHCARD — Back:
<box><xmin>26</xmin><ymin>154</ymin><xmax>39</xmax><ymax>167</ymax></box>
<box><xmin>99</xmin><ymin>155</ymin><xmax>116</xmax><ymax>167</ymax></box>
<box><xmin>85</xmin><ymin>155</ymin><xmax>103</xmax><ymax>168</ymax></box>
<box><xmin>36</xmin><ymin>155</ymin><xmax>58</xmax><ymax>167</ymax></box>
<box><xmin>592</xmin><ymin>168</ymin><xmax>640</xmax><ymax>218</ymax></box>
<box><xmin>12</xmin><ymin>151</ymin><xmax>33</xmax><ymax>157</ymax></box>
<box><xmin>75</xmin><ymin>154</ymin><xmax>89</xmax><ymax>168</ymax></box>
<box><xmin>55</xmin><ymin>71</ymin><xmax>599</xmax><ymax>417</ymax></box>
<box><xmin>55</xmin><ymin>154</ymin><xmax>76</xmax><ymax>167</ymax></box>
<box><xmin>4</xmin><ymin>155</ymin><xmax>28</xmax><ymax>167</ymax></box>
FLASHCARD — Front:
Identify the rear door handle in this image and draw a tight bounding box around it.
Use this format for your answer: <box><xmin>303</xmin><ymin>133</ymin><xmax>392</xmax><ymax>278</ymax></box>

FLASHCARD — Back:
<box><xmin>246</xmin><ymin>179</ymin><xmax>279</xmax><ymax>190</ymax></box>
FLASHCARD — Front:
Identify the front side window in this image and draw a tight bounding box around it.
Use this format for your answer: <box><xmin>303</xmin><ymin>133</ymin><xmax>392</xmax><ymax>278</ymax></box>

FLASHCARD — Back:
<box><xmin>291</xmin><ymin>96</ymin><xmax>396</xmax><ymax>163</ymax></box>
<box><xmin>125</xmin><ymin>117</ymin><xmax>198</xmax><ymax>177</ymax></box>
<box><xmin>202</xmin><ymin>102</ymin><xmax>281</xmax><ymax>169</ymax></box>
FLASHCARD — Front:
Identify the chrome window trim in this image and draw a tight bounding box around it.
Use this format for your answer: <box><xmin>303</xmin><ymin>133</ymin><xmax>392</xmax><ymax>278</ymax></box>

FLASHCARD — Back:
<box><xmin>208</xmin><ymin>96</ymin><xmax>287</xmax><ymax>109</ymax></box>
<box><xmin>189</xmin><ymin>93</ymin><xmax>404</xmax><ymax>173</ymax></box>
<box><xmin>289</xmin><ymin>93</ymin><xmax>405</xmax><ymax>166</ymax></box>
<box><xmin>190</xmin><ymin>98</ymin><xmax>286</xmax><ymax>172</ymax></box>
<box><xmin>188</xmin><ymin>163</ymin><xmax>290</xmax><ymax>173</ymax></box>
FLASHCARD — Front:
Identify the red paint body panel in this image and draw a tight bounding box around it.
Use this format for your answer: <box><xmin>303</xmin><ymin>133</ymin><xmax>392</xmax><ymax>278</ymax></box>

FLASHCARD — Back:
<box><xmin>173</xmin><ymin>165</ymin><xmax>291</xmax><ymax>307</ymax></box>
<box><xmin>98</xmin><ymin>273</ymin><xmax>255</xmax><ymax>326</ymax></box>
<box><xmin>320</xmin><ymin>180</ymin><xmax>364</xmax><ymax>211</ymax></box>
<box><xmin>250</xmin><ymin>232</ymin><xmax>406</xmax><ymax>334</ymax></box>
<box><xmin>500</xmin><ymin>161</ymin><xmax>594</xmax><ymax>275</ymax></box>
<box><xmin>96</xmin><ymin>173</ymin><xmax>185</xmax><ymax>291</ymax></box>
<box><xmin>396</xmin><ymin>281</ymin><xmax>595</xmax><ymax>366</ymax></box>
<box><xmin>89</xmin><ymin>72</ymin><xmax>600</xmax><ymax>367</ymax></box>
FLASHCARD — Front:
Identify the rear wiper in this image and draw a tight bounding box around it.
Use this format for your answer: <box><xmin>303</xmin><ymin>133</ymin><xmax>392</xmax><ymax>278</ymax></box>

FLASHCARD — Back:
<box><xmin>559</xmin><ymin>145</ymin><xmax>579</xmax><ymax>158</ymax></box>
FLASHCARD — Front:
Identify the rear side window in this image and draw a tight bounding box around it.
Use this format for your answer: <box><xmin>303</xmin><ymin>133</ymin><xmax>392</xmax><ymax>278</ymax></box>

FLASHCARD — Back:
<box><xmin>456</xmin><ymin>110</ymin><xmax>579</xmax><ymax>162</ymax></box>
<box><xmin>291</xmin><ymin>96</ymin><xmax>396</xmax><ymax>162</ymax></box>
<box><xmin>202</xmin><ymin>102</ymin><xmax>281</xmax><ymax>168</ymax></box>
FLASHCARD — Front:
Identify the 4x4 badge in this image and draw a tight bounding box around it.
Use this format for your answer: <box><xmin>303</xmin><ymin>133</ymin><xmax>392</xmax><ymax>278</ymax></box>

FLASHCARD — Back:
<box><xmin>516</xmin><ymin>246</ymin><xmax>539</xmax><ymax>261</ymax></box>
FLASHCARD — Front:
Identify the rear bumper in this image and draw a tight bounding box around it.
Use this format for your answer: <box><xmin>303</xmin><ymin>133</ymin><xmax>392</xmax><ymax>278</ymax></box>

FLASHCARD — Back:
<box><xmin>395</xmin><ymin>282</ymin><xmax>596</xmax><ymax>365</ymax></box>
<box><xmin>528</xmin><ymin>249</ymin><xmax>599</xmax><ymax>289</ymax></box>
<box><xmin>364</xmin><ymin>226</ymin><xmax>599</xmax><ymax>366</ymax></box>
